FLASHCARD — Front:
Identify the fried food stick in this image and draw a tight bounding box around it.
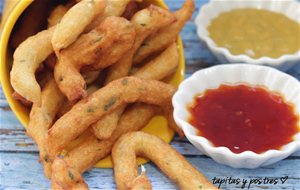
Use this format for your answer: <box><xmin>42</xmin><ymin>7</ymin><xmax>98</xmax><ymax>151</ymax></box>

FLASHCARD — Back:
<box><xmin>51</xmin><ymin>158</ymin><xmax>88</xmax><ymax>190</ymax></box>
<box><xmin>130</xmin><ymin>166</ymin><xmax>152</xmax><ymax>190</ymax></box>
<box><xmin>131</xmin><ymin>174</ymin><xmax>152</xmax><ymax>190</ymax></box>
<box><xmin>54</xmin><ymin>17</ymin><xmax>135</xmax><ymax>101</ymax></box>
<box><xmin>26</xmin><ymin>78</ymin><xmax>65</xmax><ymax>178</ymax></box>
<box><xmin>47</xmin><ymin>77</ymin><xmax>178</xmax><ymax>159</ymax></box>
<box><xmin>10</xmin><ymin>27</ymin><xmax>54</xmax><ymax>103</ymax></box>
<box><xmin>90</xmin><ymin>107</ymin><xmax>124</xmax><ymax>139</ymax></box>
<box><xmin>51</xmin><ymin>0</ymin><xmax>106</xmax><ymax>52</ymax></box>
<box><xmin>132</xmin><ymin>43</ymin><xmax>179</xmax><ymax>80</ymax></box>
<box><xmin>133</xmin><ymin>0</ymin><xmax>195</xmax><ymax>65</ymax></box>
<box><xmin>112</xmin><ymin>132</ymin><xmax>217</xmax><ymax>190</ymax></box>
<box><xmin>51</xmin><ymin>104</ymin><xmax>156</xmax><ymax>189</ymax></box>
<box><xmin>91</xmin><ymin>43</ymin><xmax>179</xmax><ymax>139</ymax></box>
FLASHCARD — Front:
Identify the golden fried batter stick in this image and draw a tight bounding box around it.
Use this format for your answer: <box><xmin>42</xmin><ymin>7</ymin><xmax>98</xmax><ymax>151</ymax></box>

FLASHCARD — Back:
<box><xmin>52</xmin><ymin>0</ymin><xmax>106</xmax><ymax>52</ymax></box>
<box><xmin>130</xmin><ymin>166</ymin><xmax>152</xmax><ymax>190</ymax></box>
<box><xmin>52</xmin><ymin>182</ymin><xmax>64</xmax><ymax>190</ymax></box>
<box><xmin>47</xmin><ymin>77</ymin><xmax>178</xmax><ymax>160</ymax></box>
<box><xmin>91</xmin><ymin>43</ymin><xmax>179</xmax><ymax>139</ymax></box>
<box><xmin>10</xmin><ymin>27</ymin><xmax>55</xmax><ymax>103</ymax></box>
<box><xmin>27</xmin><ymin>78</ymin><xmax>65</xmax><ymax>178</ymax></box>
<box><xmin>51</xmin><ymin>104</ymin><xmax>157</xmax><ymax>189</ymax></box>
<box><xmin>52</xmin><ymin>158</ymin><xmax>88</xmax><ymax>190</ymax></box>
<box><xmin>112</xmin><ymin>132</ymin><xmax>217</xmax><ymax>190</ymax></box>
<box><xmin>54</xmin><ymin>17</ymin><xmax>135</xmax><ymax>101</ymax></box>
<box><xmin>90</xmin><ymin>107</ymin><xmax>124</xmax><ymax>139</ymax></box>
<box><xmin>132</xmin><ymin>42</ymin><xmax>179</xmax><ymax>80</ymax></box>
<box><xmin>133</xmin><ymin>0</ymin><xmax>195</xmax><ymax>65</ymax></box>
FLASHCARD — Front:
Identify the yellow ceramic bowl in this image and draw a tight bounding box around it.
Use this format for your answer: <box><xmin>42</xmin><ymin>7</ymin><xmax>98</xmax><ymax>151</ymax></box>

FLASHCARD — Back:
<box><xmin>0</xmin><ymin>0</ymin><xmax>185</xmax><ymax>168</ymax></box>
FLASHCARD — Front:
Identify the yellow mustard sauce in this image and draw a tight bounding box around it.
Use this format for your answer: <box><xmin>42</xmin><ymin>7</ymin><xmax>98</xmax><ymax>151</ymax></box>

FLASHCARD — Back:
<box><xmin>208</xmin><ymin>8</ymin><xmax>300</xmax><ymax>59</ymax></box>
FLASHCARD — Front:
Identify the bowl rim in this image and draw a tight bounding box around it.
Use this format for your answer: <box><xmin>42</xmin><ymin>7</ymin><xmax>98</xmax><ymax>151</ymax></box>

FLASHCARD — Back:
<box><xmin>173</xmin><ymin>64</ymin><xmax>300</xmax><ymax>162</ymax></box>
<box><xmin>0</xmin><ymin>0</ymin><xmax>33</xmax><ymax>127</ymax></box>
<box><xmin>195</xmin><ymin>0</ymin><xmax>300</xmax><ymax>65</ymax></box>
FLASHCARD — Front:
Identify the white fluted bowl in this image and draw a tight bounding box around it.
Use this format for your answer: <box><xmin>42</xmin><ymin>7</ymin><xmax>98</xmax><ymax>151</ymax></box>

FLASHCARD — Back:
<box><xmin>195</xmin><ymin>0</ymin><xmax>300</xmax><ymax>71</ymax></box>
<box><xmin>173</xmin><ymin>64</ymin><xmax>300</xmax><ymax>168</ymax></box>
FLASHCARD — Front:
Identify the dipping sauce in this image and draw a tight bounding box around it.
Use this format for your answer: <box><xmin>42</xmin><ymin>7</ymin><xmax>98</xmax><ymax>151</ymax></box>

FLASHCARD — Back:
<box><xmin>208</xmin><ymin>9</ymin><xmax>300</xmax><ymax>58</ymax></box>
<box><xmin>189</xmin><ymin>84</ymin><xmax>299</xmax><ymax>154</ymax></box>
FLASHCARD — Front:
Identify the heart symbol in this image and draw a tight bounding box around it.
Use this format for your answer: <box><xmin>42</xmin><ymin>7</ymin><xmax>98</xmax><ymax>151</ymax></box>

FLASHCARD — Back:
<box><xmin>280</xmin><ymin>176</ymin><xmax>288</xmax><ymax>184</ymax></box>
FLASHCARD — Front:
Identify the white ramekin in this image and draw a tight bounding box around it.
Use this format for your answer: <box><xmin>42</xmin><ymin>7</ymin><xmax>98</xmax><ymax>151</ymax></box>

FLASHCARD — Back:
<box><xmin>195</xmin><ymin>0</ymin><xmax>300</xmax><ymax>71</ymax></box>
<box><xmin>173</xmin><ymin>64</ymin><xmax>300</xmax><ymax>168</ymax></box>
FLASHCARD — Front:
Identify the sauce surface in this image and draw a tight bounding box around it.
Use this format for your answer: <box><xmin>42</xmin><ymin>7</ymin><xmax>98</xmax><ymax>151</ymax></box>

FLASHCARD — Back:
<box><xmin>189</xmin><ymin>84</ymin><xmax>299</xmax><ymax>154</ymax></box>
<box><xmin>208</xmin><ymin>8</ymin><xmax>300</xmax><ymax>59</ymax></box>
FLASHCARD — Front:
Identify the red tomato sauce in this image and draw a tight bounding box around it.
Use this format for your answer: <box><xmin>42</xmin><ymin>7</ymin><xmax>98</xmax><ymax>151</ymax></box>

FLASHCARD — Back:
<box><xmin>189</xmin><ymin>84</ymin><xmax>299</xmax><ymax>154</ymax></box>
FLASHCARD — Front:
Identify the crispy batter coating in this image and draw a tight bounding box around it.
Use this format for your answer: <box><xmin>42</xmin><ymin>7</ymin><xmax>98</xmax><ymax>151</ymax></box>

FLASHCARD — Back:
<box><xmin>90</xmin><ymin>106</ymin><xmax>124</xmax><ymax>139</ymax></box>
<box><xmin>52</xmin><ymin>0</ymin><xmax>106</xmax><ymax>52</ymax></box>
<box><xmin>47</xmin><ymin>77</ymin><xmax>178</xmax><ymax>159</ymax></box>
<box><xmin>112</xmin><ymin>132</ymin><xmax>217</xmax><ymax>190</ymax></box>
<box><xmin>133</xmin><ymin>43</ymin><xmax>179</xmax><ymax>80</ymax></box>
<box><xmin>26</xmin><ymin>78</ymin><xmax>65</xmax><ymax>178</ymax></box>
<box><xmin>84</xmin><ymin>0</ymin><xmax>131</xmax><ymax>32</ymax></box>
<box><xmin>133</xmin><ymin>0</ymin><xmax>194</xmax><ymax>64</ymax></box>
<box><xmin>104</xmin><ymin>5</ymin><xmax>176</xmax><ymax>83</ymax></box>
<box><xmin>47</xmin><ymin>4</ymin><xmax>70</xmax><ymax>28</ymax></box>
<box><xmin>130</xmin><ymin>167</ymin><xmax>152</xmax><ymax>190</ymax></box>
<box><xmin>54</xmin><ymin>17</ymin><xmax>135</xmax><ymax>101</ymax></box>
<box><xmin>52</xmin><ymin>182</ymin><xmax>64</xmax><ymax>190</ymax></box>
<box><xmin>51</xmin><ymin>158</ymin><xmax>88</xmax><ymax>190</ymax></box>
<box><xmin>10</xmin><ymin>27</ymin><xmax>55</xmax><ymax>103</ymax></box>
<box><xmin>92</xmin><ymin>43</ymin><xmax>179</xmax><ymax>140</ymax></box>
